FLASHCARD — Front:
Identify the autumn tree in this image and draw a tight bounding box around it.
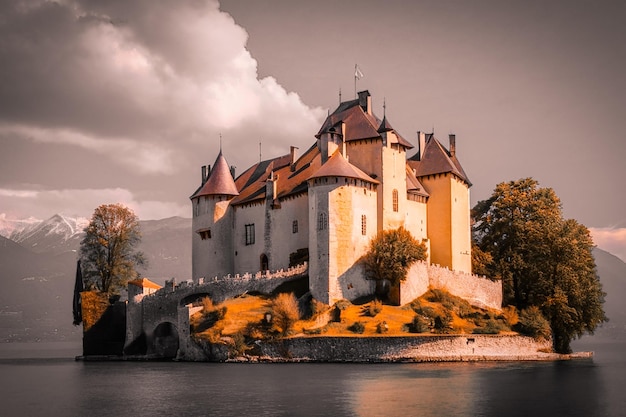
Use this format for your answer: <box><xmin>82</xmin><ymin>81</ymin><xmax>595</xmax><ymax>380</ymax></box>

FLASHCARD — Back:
<box><xmin>80</xmin><ymin>204</ymin><xmax>145</xmax><ymax>294</ymax></box>
<box><xmin>472</xmin><ymin>178</ymin><xmax>606</xmax><ymax>353</ymax></box>
<box><xmin>363</xmin><ymin>227</ymin><xmax>427</xmax><ymax>287</ymax></box>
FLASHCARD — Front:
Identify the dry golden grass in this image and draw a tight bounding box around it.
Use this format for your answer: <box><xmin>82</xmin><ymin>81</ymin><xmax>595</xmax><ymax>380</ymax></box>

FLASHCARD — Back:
<box><xmin>192</xmin><ymin>291</ymin><xmax>509</xmax><ymax>342</ymax></box>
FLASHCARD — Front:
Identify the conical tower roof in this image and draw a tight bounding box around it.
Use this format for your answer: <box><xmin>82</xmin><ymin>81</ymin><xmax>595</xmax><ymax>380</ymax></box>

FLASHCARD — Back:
<box><xmin>308</xmin><ymin>150</ymin><xmax>378</xmax><ymax>184</ymax></box>
<box><xmin>191</xmin><ymin>152</ymin><xmax>239</xmax><ymax>199</ymax></box>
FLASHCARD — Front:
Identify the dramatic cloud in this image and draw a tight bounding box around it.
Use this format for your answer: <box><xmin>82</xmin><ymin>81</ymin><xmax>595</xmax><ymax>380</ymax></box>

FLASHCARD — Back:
<box><xmin>0</xmin><ymin>0</ymin><xmax>324</xmax><ymax>220</ymax></box>
<box><xmin>0</xmin><ymin>187</ymin><xmax>188</xmax><ymax>221</ymax></box>
<box><xmin>590</xmin><ymin>228</ymin><xmax>626</xmax><ymax>263</ymax></box>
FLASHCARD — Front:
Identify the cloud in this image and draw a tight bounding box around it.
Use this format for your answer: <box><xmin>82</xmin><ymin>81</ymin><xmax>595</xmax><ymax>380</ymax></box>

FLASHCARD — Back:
<box><xmin>590</xmin><ymin>227</ymin><xmax>626</xmax><ymax>263</ymax></box>
<box><xmin>0</xmin><ymin>124</ymin><xmax>174</xmax><ymax>174</ymax></box>
<box><xmin>0</xmin><ymin>187</ymin><xmax>188</xmax><ymax>220</ymax></box>
<box><xmin>0</xmin><ymin>0</ymin><xmax>325</xmax><ymax>179</ymax></box>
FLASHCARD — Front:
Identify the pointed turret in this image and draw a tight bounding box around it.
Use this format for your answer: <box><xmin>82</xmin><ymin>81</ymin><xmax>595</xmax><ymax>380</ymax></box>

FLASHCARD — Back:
<box><xmin>191</xmin><ymin>152</ymin><xmax>239</xmax><ymax>199</ymax></box>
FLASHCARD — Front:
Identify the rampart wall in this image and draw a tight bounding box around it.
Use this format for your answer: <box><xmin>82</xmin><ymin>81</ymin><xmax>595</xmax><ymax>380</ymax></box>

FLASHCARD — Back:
<box><xmin>402</xmin><ymin>261</ymin><xmax>502</xmax><ymax>309</ymax></box>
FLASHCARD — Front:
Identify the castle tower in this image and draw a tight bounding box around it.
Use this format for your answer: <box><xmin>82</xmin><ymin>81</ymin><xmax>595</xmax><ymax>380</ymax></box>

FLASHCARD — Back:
<box><xmin>190</xmin><ymin>152</ymin><xmax>239</xmax><ymax>282</ymax></box>
<box><xmin>408</xmin><ymin>134</ymin><xmax>472</xmax><ymax>273</ymax></box>
<box><xmin>307</xmin><ymin>151</ymin><xmax>379</xmax><ymax>304</ymax></box>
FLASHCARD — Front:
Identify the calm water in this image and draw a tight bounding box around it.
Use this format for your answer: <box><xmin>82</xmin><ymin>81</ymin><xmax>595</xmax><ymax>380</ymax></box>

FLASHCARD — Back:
<box><xmin>0</xmin><ymin>338</ymin><xmax>624</xmax><ymax>417</ymax></box>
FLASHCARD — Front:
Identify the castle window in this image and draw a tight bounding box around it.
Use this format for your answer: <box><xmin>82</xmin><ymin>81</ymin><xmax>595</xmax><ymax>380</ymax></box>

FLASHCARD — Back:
<box><xmin>197</xmin><ymin>229</ymin><xmax>211</xmax><ymax>240</ymax></box>
<box><xmin>318</xmin><ymin>213</ymin><xmax>328</xmax><ymax>231</ymax></box>
<box><xmin>392</xmin><ymin>189</ymin><xmax>399</xmax><ymax>212</ymax></box>
<box><xmin>361</xmin><ymin>215</ymin><xmax>367</xmax><ymax>235</ymax></box>
<box><xmin>194</xmin><ymin>200</ymin><xmax>200</xmax><ymax>217</ymax></box>
<box><xmin>245</xmin><ymin>224</ymin><xmax>255</xmax><ymax>245</ymax></box>
<box><xmin>292</xmin><ymin>220</ymin><xmax>298</xmax><ymax>234</ymax></box>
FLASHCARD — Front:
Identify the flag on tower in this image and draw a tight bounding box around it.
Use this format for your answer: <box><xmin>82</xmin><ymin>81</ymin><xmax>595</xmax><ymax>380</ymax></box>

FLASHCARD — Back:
<box><xmin>355</xmin><ymin>64</ymin><xmax>364</xmax><ymax>80</ymax></box>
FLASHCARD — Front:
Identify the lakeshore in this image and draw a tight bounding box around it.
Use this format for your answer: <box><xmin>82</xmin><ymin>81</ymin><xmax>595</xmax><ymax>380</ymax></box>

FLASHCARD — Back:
<box><xmin>77</xmin><ymin>334</ymin><xmax>593</xmax><ymax>363</ymax></box>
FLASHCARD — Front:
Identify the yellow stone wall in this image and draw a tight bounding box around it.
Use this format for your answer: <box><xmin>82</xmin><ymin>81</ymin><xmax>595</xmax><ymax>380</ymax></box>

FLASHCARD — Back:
<box><xmin>421</xmin><ymin>173</ymin><xmax>471</xmax><ymax>273</ymax></box>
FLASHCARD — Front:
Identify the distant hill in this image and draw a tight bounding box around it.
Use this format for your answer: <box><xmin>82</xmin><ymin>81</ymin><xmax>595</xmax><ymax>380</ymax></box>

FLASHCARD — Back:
<box><xmin>0</xmin><ymin>214</ymin><xmax>624</xmax><ymax>344</ymax></box>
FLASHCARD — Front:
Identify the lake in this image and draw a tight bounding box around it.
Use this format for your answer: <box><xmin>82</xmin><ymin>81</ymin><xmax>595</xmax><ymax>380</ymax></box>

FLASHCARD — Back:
<box><xmin>0</xmin><ymin>336</ymin><xmax>624</xmax><ymax>417</ymax></box>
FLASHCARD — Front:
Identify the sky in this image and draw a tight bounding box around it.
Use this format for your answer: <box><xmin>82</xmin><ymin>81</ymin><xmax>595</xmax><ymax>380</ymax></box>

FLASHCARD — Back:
<box><xmin>0</xmin><ymin>0</ymin><xmax>625</xmax><ymax>258</ymax></box>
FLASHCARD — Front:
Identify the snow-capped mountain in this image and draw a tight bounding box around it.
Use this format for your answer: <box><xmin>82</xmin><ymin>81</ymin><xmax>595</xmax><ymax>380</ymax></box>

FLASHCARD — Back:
<box><xmin>0</xmin><ymin>214</ymin><xmax>42</xmax><ymax>240</ymax></box>
<box><xmin>7</xmin><ymin>214</ymin><xmax>89</xmax><ymax>255</ymax></box>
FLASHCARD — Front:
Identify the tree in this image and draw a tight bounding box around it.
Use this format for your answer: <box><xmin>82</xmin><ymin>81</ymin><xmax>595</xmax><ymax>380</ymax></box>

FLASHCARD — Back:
<box><xmin>472</xmin><ymin>178</ymin><xmax>606</xmax><ymax>353</ymax></box>
<box><xmin>363</xmin><ymin>227</ymin><xmax>427</xmax><ymax>287</ymax></box>
<box><xmin>80</xmin><ymin>204</ymin><xmax>145</xmax><ymax>294</ymax></box>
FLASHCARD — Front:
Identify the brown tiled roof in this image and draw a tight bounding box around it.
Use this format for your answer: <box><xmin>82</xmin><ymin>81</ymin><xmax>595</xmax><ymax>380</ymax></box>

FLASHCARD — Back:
<box><xmin>317</xmin><ymin>99</ymin><xmax>413</xmax><ymax>148</ymax></box>
<box><xmin>191</xmin><ymin>152</ymin><xmax>239</xmax><ymax>198</ymax></box>
<box><xmin>407</xmin><ymin>136</ymin><xmax>471</xmax><ymax>186</ymax></box>
<box><xmin>406</xmin><ymin>165</ymin><xmax>429</xmax><ymax>197</ymax></box>
<box><xmin>128</xmin><ymin>277</ymin><xmax>162</xmax><ymax>290</ymax></box>
<box><xmin>231</xmin><ymin>144</ymin><xmax>322</xmax><ymax>206</ymax></box>
<box><xmin>308</xmin><ymin>150</ymin><xmax>379</xmax><ymax>184</ymax></box>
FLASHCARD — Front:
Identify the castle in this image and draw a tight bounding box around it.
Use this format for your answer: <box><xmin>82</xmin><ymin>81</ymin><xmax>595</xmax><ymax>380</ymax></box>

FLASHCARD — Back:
<box><xmin>191</xmin><ymin>90</ymin><xmax>475</xmax><ymax>305</ymax></box>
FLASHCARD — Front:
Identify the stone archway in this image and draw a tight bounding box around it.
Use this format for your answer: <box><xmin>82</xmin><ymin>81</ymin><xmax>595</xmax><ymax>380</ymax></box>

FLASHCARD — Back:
<box><xmin>260</xmin><ymin>253</ymin><xmax>269</xmax><ymax>272</ymax></box>
<box><xmin>152</xmin><ymin>322</ymin><xmax>179</xmax><ymax>359</ymax></box>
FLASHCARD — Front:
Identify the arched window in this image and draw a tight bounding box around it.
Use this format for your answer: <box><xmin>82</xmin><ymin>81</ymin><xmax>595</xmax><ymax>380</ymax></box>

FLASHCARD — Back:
<box><xmin>392</xmin><ymin>189</ymin><xmax>399</xmax><ymax>212</ymax></box>
<box><xmin>260</xmin><ymin>254</ymin><xmax>269</xmax><ymax>272</ymax></box>
<box><xmin>318</xmin><ymin>213</ymin><xmax>328</xmax><ymax>231</ymax></box>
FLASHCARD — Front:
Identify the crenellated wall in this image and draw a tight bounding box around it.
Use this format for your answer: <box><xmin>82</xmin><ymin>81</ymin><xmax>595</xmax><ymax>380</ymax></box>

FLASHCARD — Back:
<box><xmin>125</xmin><ymin>263</ymin><xmax>308</xmax><ymax>358</ymax></box>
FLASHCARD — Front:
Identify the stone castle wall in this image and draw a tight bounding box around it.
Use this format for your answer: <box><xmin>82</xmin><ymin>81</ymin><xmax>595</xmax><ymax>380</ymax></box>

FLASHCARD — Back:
<box><xmin>401</xmin><ymin>261</ymin><xmax>502</xmax><ymax>310</ymax></box>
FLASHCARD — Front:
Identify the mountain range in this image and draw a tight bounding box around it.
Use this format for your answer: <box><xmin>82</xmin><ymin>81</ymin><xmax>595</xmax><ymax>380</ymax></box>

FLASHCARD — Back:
<box><xmin>0</xmin><ymin>214</ymin><xmax>624</xmax><ymax>344</ymax></box>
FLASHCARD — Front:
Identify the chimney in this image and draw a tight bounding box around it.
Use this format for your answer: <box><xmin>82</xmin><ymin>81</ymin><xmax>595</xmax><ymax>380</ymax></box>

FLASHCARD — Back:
<box><xmin>449</xmin><ymin>134</ymin><xmax>456</xmax><ymax>158</ymax></box>
<box><xmin>230</xmin><ymin>165</ymin><xmax>236</xmax><ymax>179</ymax></box>
<box><xmin>417</xmin><ymin>131</ymin><xmax>426</xmax><ymax>161</ymax></box>
<box><xmin>201</xmin><ymin>166</ymin><xmax>208</xmax><ymax>184</ymax></box>
<box><xmin>290</xmin><ymin>146</ymin><xmax>298</xmax><ymax>172</ymax></box>
<box><xmin>358</xmin><ymin>90</ymin><xmax>372</xmax><ymax>115</ymax></box>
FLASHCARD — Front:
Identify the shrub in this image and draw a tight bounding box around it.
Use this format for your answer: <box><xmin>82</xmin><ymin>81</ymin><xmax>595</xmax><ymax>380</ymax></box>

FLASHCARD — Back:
<box><xmin>473</xmin><ymin>319</ymin><xmax>503</xmax><ymax>334</ymax></box>
<box><xmin>502</xmin><ymin>306</ymin><xmax>519</xmax><ymax>327</ymax></box>
<box><xmin>365</xmin><ymin>299</ymin><xmax>383</xmax><ymax>317</ymax></box>
<box><xmin>516</xmin><ymin>306</ymin><xmax>551</xmax><ymax>340</ymax></box>
<box><xmin>271</xmin><ymin>293</ymin><xmax>300</xmax><ymax>335</ymax></box>
<box><xmin>348</xmin><ymin>321</ymin><xmax>366</xmax><ymax>334</ymax></box>
<box><xmin>407</xmin><ymin>315</ymin><xmax>430</xmax><ymax>333</ymax></box>
<box><xmin>229</xmin><ymin>332</ymin><xmax>249</xmax><ymax>357</ymax></box>
<box><xmin>433</xmin><ymin>311</ymin><xmax>453</xmax><ymax>333</ymax></box>
<box><xmin>334</xmin><ymin>299</ymin><xmax>352</xmax><ymax>311</ymax></box>
<box><xmin>310</xmin><ymin>298</ymin><xmax>329</xmax><ymax>318</ymax></box>
<box><xmin>376</xmin><ymin>321</ymin><xmax>389</xmax><ymax>334</ymax></box>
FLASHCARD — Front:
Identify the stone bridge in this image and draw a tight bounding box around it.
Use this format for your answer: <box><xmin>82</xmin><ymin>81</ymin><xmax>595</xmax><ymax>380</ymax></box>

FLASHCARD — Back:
<box><xmin>124</xmin><ymin>263</ymin><xmax>308</xmax><ymax>359</ymax></box>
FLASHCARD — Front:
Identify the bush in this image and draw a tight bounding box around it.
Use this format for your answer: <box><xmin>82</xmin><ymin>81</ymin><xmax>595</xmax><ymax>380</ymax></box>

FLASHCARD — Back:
<box><xmin>376</xmin><ymin>321</ymin><xmax>389</xmax><ymax>334</ymax></box>
<box><xmin>502</xmin><ymin>306</ymin><xmax>519</xmax><ymax>327</ymax></box>
<box><xmin>310</xmin><ymin>298</ymin><xmax>329</xmax><ymax>318</ymax></box>
<box><xmin>516</xmin><ymin>306</ymin><xmax>551</xmax><ymax>340</ymax></box>
<box><xmin>433</xmin><ymin>311</ymin><xmax>453</xmax><ymax>333</ymax></box>
<box><xmin>407</xmin><ymin>315</ymin><xmax>430</xmax><ymax>333</ymax></box>
<box><xmin>271</xmin><ymin>293</ymin><xmax>300</xmax><ymax>335</ymax></box>
<box><xmin>229</xmin><ymin>332</ymin><xmax>250</xmax><ymax>357</ymax></box>
<box><xmin>365</xmin><ymin>299</ymin><xmax>383</xmax><ymax>317</ymax></box>
<box><xmin>348</xmin><ymin>321</ymin><xmax>365</xmax><ymax>334</ymax></box>
<box><xmin>473</xmin><ymin>319</ymin><xmax>503</xmax><ymax>334</ymax></box>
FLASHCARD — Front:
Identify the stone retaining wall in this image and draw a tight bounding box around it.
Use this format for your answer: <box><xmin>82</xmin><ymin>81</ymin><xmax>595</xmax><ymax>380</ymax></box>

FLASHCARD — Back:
<box><xmin>252</xmin><ymin>334</ymin><xmax>554</xmax><ymax>362</ymax></box>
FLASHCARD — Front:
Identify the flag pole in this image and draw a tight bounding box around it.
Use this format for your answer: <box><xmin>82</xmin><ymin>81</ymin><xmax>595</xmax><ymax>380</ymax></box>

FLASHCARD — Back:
<box><xmin>354</xmin><ymin>64</ymin><xmax>357</xmax><ymax>99</ymax></box>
